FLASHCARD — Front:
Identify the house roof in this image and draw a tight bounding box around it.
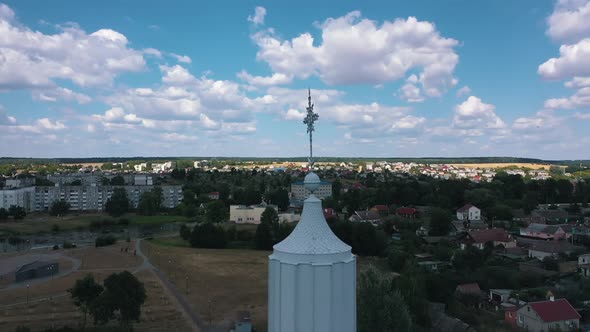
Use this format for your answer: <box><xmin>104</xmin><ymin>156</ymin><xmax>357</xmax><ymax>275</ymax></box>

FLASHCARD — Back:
<box><xmin>468</xmin><ymin>228</ymin><xmax>512</xmax><ymax>244</ymax></box>
<box><xmin>523</xmin><ymin>223</ymin><xmax>571</xmax><ymax>235</ymax></box>
<box><xmin>354</xmin><ymin>210</ymin><xmax>381</xmax><ymax>221</ymax></box>
<box><xmin>397</xmin><ymin>207</ymin><xmax>418</xmax><ymax>215</ymax></box>
<box><xmin>528</xmin><ymin>299</ymin><xmax>580</xmax><ymax>322</ymax></box>
<box><xmin>456</xmin><ymin>283</ymin><xmax>481</xmax><ymax>294</ymax></box>
<box><xmin>531</xmin><ymin>209</ymin><xmax>568</xmax><ymax>219</ymax></box>
<box><xmin>457</xmin><ymin>203</ymin><xmax>476</xmax><ymax>212</ymax></box>
<box><xmin>372</xmin><ymin>205</ymin><xmax>388</xmax><ymax>212</ymax></box>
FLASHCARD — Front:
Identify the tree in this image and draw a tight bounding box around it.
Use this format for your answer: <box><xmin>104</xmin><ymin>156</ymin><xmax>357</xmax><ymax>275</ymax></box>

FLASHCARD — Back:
<box><xmin>8</xmin><ymin>205</ymin><xmax>26</xmax><ymax>220</ymax></box>
<box><xmin>0</xmin><ymin>208</ymin><xmax>8</xmax><ymax>220</ymax></box>
<box><xmin>255</xmin><ymin>221</ymin><xmax>273</xmax><ymax>250</ymax></box>
<box><xmin>69</xmin><ymin>275</ymin><xmax>104</xmax><ymax>331</ymax></box>
<box><xmin>105</xmin><ymin>188</ymin><xmax>129</xmax><ymax>217</ymax></box>
<box><xmin>266</xmin><ymin>189</ymin><xmax>290</xmax><ymax>211</ymax></box>
<box><xmin>358</xmin><ymin>266</ymin><xmax>411</xmax><ymax>332</ymax></box>
<box><xmin>260</xmin><ymin>206</ymin><xmax>279</xmax><ymax>225</ymax></box>
<box><xmin>179</xmin><ymin>224</ymin><xmax>191</xmax><ymax>241</ymax></box>
<box><xmin>109</xmin><ymin>175</ymin><xmax>125</xmax><ymax>185</ymax></box>
<box><xmin>137</xmin><ymin>187</ymin><xmax>163</xmax><ymax>216</ymax></box>
<box><xmin>50</xmin><ymin>200</ymin><xmax>71</xmax><ymax>216</ymax></box>
<box><xmin>542</xmin><ymin>256</ymin><xmax>559</xmax><ymax>271</ymax></box>
<box><xmin>90</xmin><ymin>271</ymin><xmax>146</xmax><ymax>331</ymax></box>
<box><xmin>429</xmin><ymin>208</ymin><xmax>452</xmax><ymax>236</ymax></box>
<box><xmin>190</xmin><ymin>223</ymin><xmax>227</xmax><ymax>248</ymax></box>
<box><xmin>205</xmin><ymin>200</ymin><xmax>227</xmax><ymax>223</ymax></box>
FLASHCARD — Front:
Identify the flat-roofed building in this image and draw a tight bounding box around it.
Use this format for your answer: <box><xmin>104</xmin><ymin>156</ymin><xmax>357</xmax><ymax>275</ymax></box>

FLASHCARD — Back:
<box><xmin>230</xmin><ymin>204</ymin><xmax>278</xmax><ymax>224</ymax></box>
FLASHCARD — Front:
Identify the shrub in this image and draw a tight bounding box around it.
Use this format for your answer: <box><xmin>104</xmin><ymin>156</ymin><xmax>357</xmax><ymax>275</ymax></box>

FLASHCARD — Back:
<box><xmin>95</xmin><ymin>235</ymin><xmax>117</xmax><ymax>247</ymax></box>
<box><xmin>52</xmin><ymin>245</ymin><xmax>59</xmax><ymax>250</ymax></box>
<box><xmin>118</xmin><ymin>218</ymin><xmax>130</xmax><ymax>225</ymax></box>
<box><xmin>190</xmin><ymin>223</ymin><xmax>227</xmax><ymax>248</ymax></box>
<box><xmin>63</xmin><ymin>240</ymin><xmax>76</xmax><ymax>249</ymax></box>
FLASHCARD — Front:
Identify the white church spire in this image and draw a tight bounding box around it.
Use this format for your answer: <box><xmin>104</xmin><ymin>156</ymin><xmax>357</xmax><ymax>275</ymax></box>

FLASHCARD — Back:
<box><xmin>268</xmin><ymin>90</ymin><xmax>357</xmax><ymax>332</ymax></box>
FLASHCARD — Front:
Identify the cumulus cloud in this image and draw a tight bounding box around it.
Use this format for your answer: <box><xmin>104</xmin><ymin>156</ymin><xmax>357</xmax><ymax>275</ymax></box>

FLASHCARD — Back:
<box><xmin>547</xmin><ymin>0</ymin><xmax>590</xmax><ymax>43</ymax></box>
<box><xmin>0</xmin><ymin>4</ymin><xmax>146</xmax><ymax>90</ymax></box>
<box><xmin>237</xmin><ymin>71</ymin><xmax>293</xmax><ymax>86</ymax></box>
<box><xmin>456</xmin><ymin>85</ymin><xmax>471</xmax><ymax>97</ymax></box>
<box><xmin>453</xmin><ymin>96</ymin><xmax>506</xmax><ymax>130</ymax></box>
<box><xmin>538</xmin><ymin>39</ymin><xmax>590</xmax><ymax>80</ymax></box>
<box><xmin>248</xmin><ymin>6</ymin><xmax>267</xmax><ymax>25</ymax></box>
<box><xmin>252</xmin><ymin>12</ymin><xmax>459</xmax><ymax>99</ymax></box>
<box><xmin>32</xmin><ymin>87</ymin><xmax>92</xmax><ymax>104</ymax></box>
<box><xmin>171</xmin><ymin>53</ymin><xmax>192</xmax><ymax>63</ymax></box>
<box><xmin>0</xmin><ymin>106</ymin><xmax>16</xmax><ymax>125</ymax></box>
<box><xmin>544</xmin><ymin>86</ymin><xmax>590</xmax><ymax>109</ymax></box>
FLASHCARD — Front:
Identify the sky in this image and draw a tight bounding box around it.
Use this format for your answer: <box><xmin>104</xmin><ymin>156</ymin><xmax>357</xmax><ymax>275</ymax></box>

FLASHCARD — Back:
<box><xmin>0</xmin><ymin>0</ymin><xmax>589</xmax><ymax>159</ymax></box>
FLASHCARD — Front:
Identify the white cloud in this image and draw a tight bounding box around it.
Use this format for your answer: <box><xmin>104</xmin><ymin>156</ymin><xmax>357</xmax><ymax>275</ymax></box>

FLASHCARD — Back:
<box><xmin>161</xmin><ymin>133</ymin><xmax>198</xmax><ymax>141</ymax></box>
<box><xmin>248</xmin><ymin>6</ymin><xmax>267</xmax><ymax>26</ymax></box>
<box><xmin>171</xmin><ymin>53</ymin><xmax>192</xmax><ymax>64</ymax></box>
<box><xmin>547</xmin><ymin>0</ymin><xmax>590</xmax><ymax>43</ymax></box>
<box><xmin>33</xmin><ymin>87</ymin><xmax>92</xmax><ymax>104</ymax></box>
<box><xmin>544</xmin><ymin>86</ymin><xmax>590</xmax><ymax>109</ymax></box>
<box><xmin>0</xmin><ymin>106</ymin><xmax>16</xmax><ymax>125</ymax></box>
<box><xmin>574</xmin><ymin>111</ymin><xmax>590</xmax><ymax>119</ymax></box>
<box><xmin>538</xmin><ymin>39</ymin><xmax>590</xmax><ymax>80</ymax></box>
<box><xmin>284</xmin><ymin>108</ymin><xmax>305</xmax><ymax>120</ymax></box>
<box><xmin>0</xmin><ymin>4</ymin><xmax>146</xmax><ymax>90</ymax></box>
<box><xmin>456</xmin><ymin>85</ymin><xmax>471</xmax><ymax>97</ymax></box>
<box><xmin>160</xmin><ymin>65</ymin><xmax>198</xmax><ymax>85</ymax></box>
<box><xmin>399</xmin><ymin>75</ymin><xmax>425</xmax><ymax>103</ymax></box>
<box><xmin>453</xmin><ymin>96</ymin><xmax>506</xmax><ymax>129</ymax></box>
<box><xmin>143</xmin><ymin>48</ymin><xmax>162</xmax><ymax>58</ymax></box>
<box><xmin>391</xmin><ymin>115</ymin><xmax>426</xmax><ymax>131</ymax></box>
<box><xmin>252</xmin><ymin>12</ymin><xmax>459</xmax><ymax>99</ymax></box>
<box><xmin>237</xmin><ymin>71</ymin><xmax>293</xmax><ymax>86</ymax></box>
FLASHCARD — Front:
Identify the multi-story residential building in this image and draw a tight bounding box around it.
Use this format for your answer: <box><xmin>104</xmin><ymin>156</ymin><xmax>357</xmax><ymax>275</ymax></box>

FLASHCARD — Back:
<box><xmin>134</xmin><ymin>163</ymin><xmax>148</xmax><ymax>172</ymax></box>
<box><xmin>290</xmin><ymin>180</ymin><xmax>332</xmax><ymax>201</ymax></box>
<box><xmin>47</xmin><ymin>173</ymin><xmax>135</xmax><ymax>186</ymax></box>
<box><xmin>0</xmin><ymin>187</ymin><xmax>36</xmax><ymax>212</ymax></box>
<box><xmin>34</xmin><ymin>185</ymin><xmax>182</xmax><ymax>212</ymax></box>
<box><xmin>5</xmin><ymin>178</ymin><xmax>35</xmax><ymax>189</ymax></box>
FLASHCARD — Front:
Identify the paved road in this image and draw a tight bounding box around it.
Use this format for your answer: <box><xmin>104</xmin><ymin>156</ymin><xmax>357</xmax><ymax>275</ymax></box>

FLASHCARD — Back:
<box><xmin>135</xmin><ymin>239</ymin><xmax>211</xmax><ymax>332</ymax></box>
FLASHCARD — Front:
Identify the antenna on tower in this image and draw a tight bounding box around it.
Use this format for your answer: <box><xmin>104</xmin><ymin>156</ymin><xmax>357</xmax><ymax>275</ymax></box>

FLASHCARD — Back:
<box><xmin>303</xmin><ymin>89</ymin><xmax>319</xmax><ymax>168</ymax></box>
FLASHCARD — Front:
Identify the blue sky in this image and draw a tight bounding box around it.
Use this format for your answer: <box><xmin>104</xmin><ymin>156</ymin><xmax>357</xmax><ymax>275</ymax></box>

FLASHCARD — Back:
<box><xmin>0</xmin><ymin>0</ymin><xmax>589</xmax><ymax>159</ymax></box>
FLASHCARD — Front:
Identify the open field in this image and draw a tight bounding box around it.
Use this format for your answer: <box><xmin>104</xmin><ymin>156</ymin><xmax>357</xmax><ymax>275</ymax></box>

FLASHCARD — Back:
<box><xmin>143</xmin><ymin>238</ymin><xmax>389</xmax><ymax>332</ymax></box>
<box><xmin>0</xmin><ymin>242</ymin><xmax>193</xmax><ymax>331</ymax></box>
<box><xmin>449</xmin><ymin>162</ymin><xmax>552</xmax><ymax>170</ymax></box>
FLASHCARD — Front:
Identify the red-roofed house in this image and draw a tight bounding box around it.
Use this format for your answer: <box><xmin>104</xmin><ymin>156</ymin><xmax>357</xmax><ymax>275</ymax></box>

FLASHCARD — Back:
<box><xmin>370</xmin><ymin>205</ymin><xmax>389</xmax><ymax>216</ymax></box>
<box><xmin>504</xmin><ymin>304</ymin><xmax>519</xmax><ymax>328</ymax></box>
<box><xmin>516</xmin><ymin>298</ymin><xmax>580</xmax><ymax>332</ymax></box>
<box><xmin>460</xmin><ymin>228</ymin><xmax>517</xmax><ymax>250</ymax></box>
<box><xmin>323</xmin><ymin>208</ymin><xmax>336</xmax><ymax>220</ymax></box>
<box><xmin>457</xmin><ymin>204</ymin><xmax>481</xmax><ymax>221</ymax></box>
<box><xmin>455</xmin><ymin>283</ymin><xmax>482</xmax><ymax>295</ymax></box>
<box><xmin>208</xmin><ymin>192</ymin><xmax>220</xmax><ymax>200</ymax></box>
<box><xmin>396</xmin><ymin>207</ymin><xmax>419</xmax><ymax>219</ymax></box>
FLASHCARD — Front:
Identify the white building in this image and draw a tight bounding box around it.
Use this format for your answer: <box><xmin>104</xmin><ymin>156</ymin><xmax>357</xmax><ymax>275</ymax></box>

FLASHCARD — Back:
<box><xmin>457</xmin><ymin>204</ymin><xmax>481</xmax><ymax>221</ymax></box>
<box><xmin>134</xmin><ymin>163</ymin><xmax>148</xmax><ymax>172</ymax></box>
<box><xmin>152</xmin><ymin>161</ymin><xmax>173</xmax><ymax>173</ymax></box>
<box><xmin>290</xmin><ymin>180</ymin><xmax>331</xmax><ymax>201</ymax></box>
<box><xmin>230</xmin><ymin>204</ymin><xmax>278</xmax><ymax>224</ymax></box>
<box><xmin>0</xmin><ymin>187</ymin><xmax>36</xmax><ymax>212</ymax></box>
<box><xmin>268</xmin><ymin>172</ymin><xmax>356</xmax><ymax>332</ymax></box>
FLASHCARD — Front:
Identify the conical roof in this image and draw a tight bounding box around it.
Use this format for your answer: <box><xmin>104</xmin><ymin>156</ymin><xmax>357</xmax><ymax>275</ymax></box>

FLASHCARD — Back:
<box><xmin>273</xmin><ymin>172</ymin><xmax>351</xmax><ymax>256</ymax></box>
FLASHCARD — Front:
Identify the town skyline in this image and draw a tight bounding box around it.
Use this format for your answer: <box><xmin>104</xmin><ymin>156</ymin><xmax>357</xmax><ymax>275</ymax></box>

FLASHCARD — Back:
<box><xmin>1</xmin><ymin>1</ymin><xmax>589</xmax><ymax>159</ymax></box>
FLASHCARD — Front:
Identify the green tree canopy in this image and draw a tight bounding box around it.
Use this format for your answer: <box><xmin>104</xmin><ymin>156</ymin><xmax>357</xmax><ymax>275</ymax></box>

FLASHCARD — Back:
<box><xmin>8</xmin><ymin>205</ymin><xmax>26</xmax><ymax>220</ymax></box>
<box><xmin>50</xmin><ymin>200</ymin><xmax>71</xmax><ymax>216</ymax></box>
<box><xmin>137</xmin><ymin>187</ymin><xmax>163</xmax><ymax>216</ymax></box>
<box><xmin>358</xmin><ymin>266</ymin><xmax>411</xmax><ymax>332</ymax></box>
<box><xmin>428</xmin><ymin>207</ymin><xmax>452</xmax><ymax>236</ymax></box>
<box><xmin>190</xmin><ymin>222</ymin><xmax>227</xmax><ymax>248</ymax></box>
<box><xmin>69</xmin><ymin>274</ymin><xmax>104</xmax><ymax>331</ymax></box>
<box><xmin>260</xmin><ymin>206</ymin><xmax>279</xmax><ymax>225</ymax></box>
<box><xmin>206</xmin><ymin>200</ymin><xmax>228</xmax><ymax>223</ymax></box>
<box><xmin>105</xmin><ymin>188</ymin><xmax>129</xmax><ymax>217</ymax></box>
<box><xmin>255</xmin><ymin>221</ymin><xmax>273</xmax><ymax>250</ymax></box>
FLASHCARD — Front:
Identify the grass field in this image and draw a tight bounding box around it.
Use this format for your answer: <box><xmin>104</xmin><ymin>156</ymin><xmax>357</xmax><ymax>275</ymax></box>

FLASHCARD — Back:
<box><xmin>449</xmin><ymin>162</ymin><xmax>551</xmax><ymax>170</ymax></box>
<box><xmin>143</xmin><ymin>239</ymin><xmax>389</xmax><ymax>332</ymax></box>
<box><xmin>0</xmin><ymin>243</ymin><xmax>193</xmax><ymax>331</ymax></box>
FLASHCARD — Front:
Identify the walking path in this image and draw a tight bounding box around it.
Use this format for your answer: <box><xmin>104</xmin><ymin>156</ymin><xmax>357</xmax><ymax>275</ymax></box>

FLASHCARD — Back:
<box><xmin>0</xmin><ymin>253</ymin><xmax>80</xmax><ymax>291</ymax></box>
<box><xmin>135</xmin><ymin>239</ymin><xmax>205</xmax><ymax>332</ymax></box>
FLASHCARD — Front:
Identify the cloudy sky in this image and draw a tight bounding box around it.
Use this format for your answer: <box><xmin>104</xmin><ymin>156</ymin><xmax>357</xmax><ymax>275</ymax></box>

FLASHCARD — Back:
<box><xmin>0</xmin><ymin>0</ymin><xmax>589</xmax><ymax>159</ymax></box>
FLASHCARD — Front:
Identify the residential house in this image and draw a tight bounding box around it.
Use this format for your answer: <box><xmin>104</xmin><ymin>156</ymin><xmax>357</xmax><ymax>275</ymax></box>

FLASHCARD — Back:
<box><xmin>455</xmin><ymin>283</ymin><xmax>482</xmax><ymax>296</ymax></box>
<box><xmin>520</xmin><ymin>223</ymin><xmax>572</xmax><ymax>240</ymax></box>
<box><xmin>396</xmin><ymin>207</ymin><xmax>419</xmax><ymax>218</ymax></box>
<box><xmin>370</xmin><ymin>205</ymin><xmax>389</xmax><ymax>216</ymax></box>
<box><xmin>417</xmin><ymin>261</ymin><xmax>444</xmax><ymax>272</ymax></box>
<box><xmin>460</xmin><ymin>228</ymin><xmax>516</xmax><ymax>250</ymax></box>
<box><xmin>530</xmin><ymin>209</ymin><xmax>569</xmax><ymax>223</ymax></box>
<box><xmin>456</xmin><ymin>204</ymin><xmax>481</xmax><ymax>222</ymax></box>
<box><xmin>516</xmin><ymin>298</ymin><xmax>580</xmax><ymax>332</ymax></box>
<box><xmin>489</xmin><ymin>289</ymin><xmax>513</xmax><ymax>305</ymax></box>
<box><xmin>349</xmin><ymin>210</ymin><xmax>382</xmax><ymax>225</ymax></box>
<box><xmin>504</xmin><ymin>304</ymin><xmax>519</xmax><ymax>328</ymax></box>
<box><xmin>517</xmin><ymin>238</ymin><xmax>581</xmax><ymax>260</ymax></box>
<box><xmin>208</xmin><ymin>192</ymin><xmax>220</xmax><ymax>200</ymax></box>
<box><xmin>323</xmin><ymin>208</ymin><xmax>336</xmax><ymax>220</ymax></box>
<box><xmin>578</xmin><ymin>253</ymin><xmax>590</xmax><ymax>277</ymax></box>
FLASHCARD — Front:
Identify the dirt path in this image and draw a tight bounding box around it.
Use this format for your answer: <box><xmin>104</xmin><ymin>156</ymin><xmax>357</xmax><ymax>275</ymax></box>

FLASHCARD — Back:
<box><xmin>135</xmin><ymin>239</ymin><xmax>203</xmax><ymax>332</ymax></box>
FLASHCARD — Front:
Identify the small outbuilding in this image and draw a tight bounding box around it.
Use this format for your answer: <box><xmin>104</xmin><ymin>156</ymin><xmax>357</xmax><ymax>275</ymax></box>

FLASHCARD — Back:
<box><xmin>15</xmin><ymin>260</ymin><xmax>59</xmax><ymax>282</ymax></box>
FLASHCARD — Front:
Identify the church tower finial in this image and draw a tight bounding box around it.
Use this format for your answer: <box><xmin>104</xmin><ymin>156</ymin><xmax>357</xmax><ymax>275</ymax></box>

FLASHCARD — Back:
<box><xmin>303</xmin><ymin>89</ymin><xmax>319</xmax><ymax>168</ymax></box>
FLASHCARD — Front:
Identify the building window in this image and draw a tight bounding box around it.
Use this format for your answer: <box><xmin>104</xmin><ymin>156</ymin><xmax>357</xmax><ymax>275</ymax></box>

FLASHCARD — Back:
<box><xmin>518</xmin><ymin>314</ymin><xmax>523</xmax><ymax>323</ymax></box>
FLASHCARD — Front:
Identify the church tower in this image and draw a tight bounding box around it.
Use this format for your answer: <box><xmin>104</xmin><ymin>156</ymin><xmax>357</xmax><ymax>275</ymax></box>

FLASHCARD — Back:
<box><xmin>267</xmin><ymin>90</ymin><xmax>357</xmax><ymax>332</ymax></box>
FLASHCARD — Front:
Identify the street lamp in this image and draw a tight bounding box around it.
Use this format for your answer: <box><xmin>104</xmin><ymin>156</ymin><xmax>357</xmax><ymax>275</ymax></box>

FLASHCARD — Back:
<box><xmin>26</xmin><ymin>284</ymin><xmax>30</xmax><ymax>305</ymax></box>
